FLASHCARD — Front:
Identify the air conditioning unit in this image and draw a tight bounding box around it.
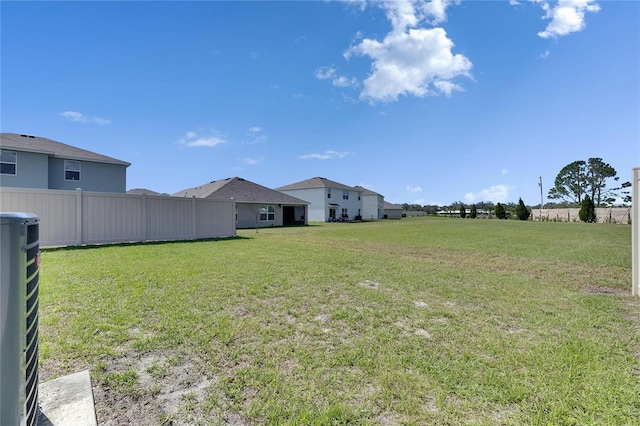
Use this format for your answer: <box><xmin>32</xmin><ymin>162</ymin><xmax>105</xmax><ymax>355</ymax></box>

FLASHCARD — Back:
<box><xmin>1</xmin><ymin>213</ymin><xmax>40</xmax><ymax>426</ymax></box>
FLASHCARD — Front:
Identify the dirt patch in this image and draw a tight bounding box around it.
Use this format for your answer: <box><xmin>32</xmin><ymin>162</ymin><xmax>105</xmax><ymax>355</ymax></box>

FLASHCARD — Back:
<box><xmin>414</xmin><ymin>328</ymin><xmax>433</xmax><ymax>339</ymax></box>
<box><xmin>92</xmin><ymin>349</ymin><xmax>249</xmax><ymax>425</ymax></box>
<box><xmin>357</xmin><ymin>280</ymin><xmax>379</xmax><ymax>290</ymax></box>
<box><xmin>582</xmin><ymin>285</ymin><xmax>629</xmax><ymax>295</ymax></box>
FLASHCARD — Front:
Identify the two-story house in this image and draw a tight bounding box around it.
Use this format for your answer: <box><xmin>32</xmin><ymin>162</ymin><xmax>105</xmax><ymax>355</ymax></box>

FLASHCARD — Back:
<box><xmin>353</xmin><ymin>185</ymin><xmax>385</xmax><ymax>220</ymax></box>
<box><xmin>0</xmin><ymin>133</ymin><xmax>130</xmax><ymax>193</ymax></box>
<box><xmin>276</xmin><ymin>177</ymin><xmax>363</xmax><ymax>222</ymax></box>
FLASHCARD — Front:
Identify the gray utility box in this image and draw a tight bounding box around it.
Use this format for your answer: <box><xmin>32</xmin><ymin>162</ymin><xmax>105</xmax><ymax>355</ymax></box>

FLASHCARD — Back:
<box><xmin>1</xmin><ymin>213</ymin><xmax>40</xmax><ymax>426</ymax></box>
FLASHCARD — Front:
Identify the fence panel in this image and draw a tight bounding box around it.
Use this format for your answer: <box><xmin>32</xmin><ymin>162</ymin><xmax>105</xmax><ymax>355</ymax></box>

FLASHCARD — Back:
<box><xmin>0</xmin><ymin>187</ymin><xmax>235</xmax><ymax>247</ymax></box>
<box><xmin>82</xmin><ymin>192</ymin><xmax>143</xmax><ymax>244</ymax></box>
<box><xmin>195</xmin><ymin>198</ymin><xmax>236</xmax><ymax>239</ymax></box>
<box><xmin>1</xmin><ymin>188</ymin><xmax>77</xmax><ymax>246</ymax></box>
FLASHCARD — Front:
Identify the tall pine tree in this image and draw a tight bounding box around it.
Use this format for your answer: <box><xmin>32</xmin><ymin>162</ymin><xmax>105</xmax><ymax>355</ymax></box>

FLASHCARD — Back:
<box><xmin>515</xmin><ymin>198</ymin><xmax>530</xmax><ymax>221</ymax></box>
<box><xmin>469</xmin><ymin>204</ymin><xmax>477</xmax><ymax>219</ymax></box>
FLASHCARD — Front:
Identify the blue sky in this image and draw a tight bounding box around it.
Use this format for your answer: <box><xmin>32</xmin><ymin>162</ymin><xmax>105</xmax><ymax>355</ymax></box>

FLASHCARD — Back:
<box><xmin>2</xmin><ymin>0</ymin><xmax>638</xmax><ymax>206</ymax></box>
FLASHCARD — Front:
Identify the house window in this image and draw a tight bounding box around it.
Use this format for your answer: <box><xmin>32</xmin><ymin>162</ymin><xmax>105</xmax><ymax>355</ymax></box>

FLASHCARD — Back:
<box><xmin>341</xmin><ymin>208</ymin><xmax>348</xmax><ymax>218</ymax></box>
<box><xmin>65</xmin><ymin>160</ymin><xmax>81</xmax><ymax>181</ymax></box>
<box><xmin>342</xmin><ymin>190</ymin><xmax>349</xmax><ymax>200</ymax></box>
<box><xmin>327</xmin><ymin>188</ymin><xmax>331</xmax><ymax>199</ymax></box>
<box><xmin>260</xmin><ymin>205</ymin><xmax>275</xmax><ymax>221</ymax></box>
<box><xmin>0</xmin><ymin>150</ymin><xmax>17</xmax><ymax>175</ymax></box>
<box><xmin>358</xmin><ymin>193</ymin><xmax>361</xmax><ymax>200</ymax></box>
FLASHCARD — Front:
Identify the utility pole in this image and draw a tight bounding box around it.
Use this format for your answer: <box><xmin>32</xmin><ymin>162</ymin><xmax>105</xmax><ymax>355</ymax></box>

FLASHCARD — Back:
<box><xmin>538</xmin><ymin>176</ymin><xmax>544</xmax><ymax>221</ymax></box>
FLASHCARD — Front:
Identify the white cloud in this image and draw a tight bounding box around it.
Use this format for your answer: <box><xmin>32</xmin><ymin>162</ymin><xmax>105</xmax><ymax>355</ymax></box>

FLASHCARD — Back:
<box><xmin>418</xmin><ymin>0</ymin><xmax>453</xmax><ymax>25</ymax></box>
<box><xmin>315</xmin><ymin>66</ymin><xmax>337</xmax><ymax>80</ymax></box>
<box><xmin>501</xmin><ymin>169</ymin><xmax>509</xmax><ymax>175</ymax></box>
<box><xmin>178</xmin><ymin>130</ymin><xmax>227</xmax><ymax>148</ymax></box>
<box><xmin>245</xmin><ymin>127</ymin><xmax>267</xmax><ymax>144</ymax></box>
<box><xmin>315</xmin><ymin>66</ymin><xmax>358</xmax><ymax>88</ymax></box>
<box><xmin>60</xmin><ymin>111</ymin><xmax>111</xmax><ymax>125</ymax></box>
<box><xmin>332</xmin><ymin>76</ymin><xmax>359</xmax><ymax>88</ymax></box>
<box><xmin>243</xmin><ymin>157</ymin><xmax>264</xmax><ymax>165</ymax></box>
<box><xmin>344</xmin><ymin>1</ymin><xmax>472</xmax><ymax>103</ymax></box>
<box><xmin>537</xmin><ymin>0</ymin><xmax>600</xmax><ymax>39</ymax></box>
<box><xmin>341</xmin><ymin>0</ymin><xmax>367</xmax><ymax>12</ymax></box>
<box><xmin>464</xmin><ymin>185</ymin><xmax>512</xmax><ymax>204</ymax></box>
<box><xmin>540</xmin><ymin>49</ymin><xmax>550</xmax><ymax>59</ymax></box>
<box><xmin>298</xmin><ymin>150</ymin><xmax>349</xmax><ymax>160</ymax></box>
<box><xmin>406</xmin><ymin>185</ymin><xmax>422</xmax><ymax>194</ymax></box>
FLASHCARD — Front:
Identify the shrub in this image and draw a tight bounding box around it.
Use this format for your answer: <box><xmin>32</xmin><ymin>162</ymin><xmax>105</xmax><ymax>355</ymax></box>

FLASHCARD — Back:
<box><xmin>579</xmin><ymin>195</ymin><xmax>597</xmax><ymax>223</ymax></box>
<box><xmin>469</xmin><ymin>204</ymin><xmax>477</xmax><ymax>219</ymax></box>
<box><xmin>459</xmin><ymin>205</ymin><xmax>466</xmax><ymax>218</ymax></box>
<box><xmin>516</xmin><ymin>198</ymin><xmax>531</xmax><ymax>221</ymax></box>
<box><xmin>495</xmin><ymin>203</ymin><xmax>507</xmax><ymax>219</ymax></box>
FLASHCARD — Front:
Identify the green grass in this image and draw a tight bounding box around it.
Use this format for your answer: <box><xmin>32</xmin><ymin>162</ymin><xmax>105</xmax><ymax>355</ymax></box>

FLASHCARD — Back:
<box><xmin>39</xmin><ymin>217</ymin><xmax>639</xmax><ymax>425</ymax></box>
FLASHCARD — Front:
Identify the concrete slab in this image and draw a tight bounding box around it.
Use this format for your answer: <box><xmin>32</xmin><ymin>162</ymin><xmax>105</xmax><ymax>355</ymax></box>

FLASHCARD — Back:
<box><xmin>38</xmin><ymin>370</ymin><xmax>97</xmax><ymax>426</ymax></box>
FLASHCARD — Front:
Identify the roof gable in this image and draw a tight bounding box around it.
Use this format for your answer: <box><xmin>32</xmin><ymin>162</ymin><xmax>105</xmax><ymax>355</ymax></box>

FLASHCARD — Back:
<box><xmin>276</xmin><ymin>177</ymin><xmax>357</xmax><ymax>192</ymax></box>
<box><xmin>173</xmin><ymin>177</ymin><xmax>308</xmax><ymax>204</ymax></box>
<box><xmin>353</xmin><ymin>185</ymin><xmax>381</xmax><ymax>196</ymax></box>
<box><xmin>0</xmin><ymin>133</ymin><xmax>130</xmax><ymax>166</ymax></box>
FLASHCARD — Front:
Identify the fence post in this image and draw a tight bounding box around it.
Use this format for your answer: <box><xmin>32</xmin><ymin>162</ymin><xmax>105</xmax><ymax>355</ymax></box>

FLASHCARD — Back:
<box><xmin>141</xmin><ymin>193</ymin><xmax>147</xmax><ymax>243</ymax></box>
<box><xmin>632</xmin><ymin>168</ymin><xmax>639</xmax><ymax>296</ymax></box>
<box><xmin>75</xmin><ymin>188</ymin><xmax>82</xmax><ymax>246</ymax></box>
<box><xmin>192</xmin><ymin>196</ymin><xmax>197</xmax><ymax>240</ymax></box>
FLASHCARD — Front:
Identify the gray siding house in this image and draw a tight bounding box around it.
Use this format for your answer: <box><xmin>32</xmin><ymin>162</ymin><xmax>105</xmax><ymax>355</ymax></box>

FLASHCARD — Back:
<box><xmin>354</xmin><ymin>185</ymin><xmax>384</xmax><ymax>220</ymax></box>
<box><xmin>383</xmin><ymin>201</ymin><xmax>404</xmax><ymax>219</ymax></box>
<box><xmin>276</xmin><ymin>177</ymin><xmax>363</xmax><ymax>222</ymax></box>
<box><xmin>174</xmin><ymin>177</ymin><xmax>308</xmax><ymax>229</ymax></box>
<box><xmin>0</xmin><ymin>133</ymin><xmax>130</xmax><ymax>193</ymax></box>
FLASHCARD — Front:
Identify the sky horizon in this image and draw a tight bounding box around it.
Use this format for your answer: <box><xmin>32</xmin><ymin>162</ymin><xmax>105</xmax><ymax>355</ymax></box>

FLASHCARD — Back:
<box><xmin>2</xmin><ymin>0</ymin><xmax>638</xmax><ymax>206</ymax></box>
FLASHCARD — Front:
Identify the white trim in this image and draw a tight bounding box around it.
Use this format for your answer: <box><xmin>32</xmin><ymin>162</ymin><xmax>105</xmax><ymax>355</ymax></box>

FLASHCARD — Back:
<box><xmin>0</xmin><ymin>149</ymin><xmax>17</xmax><ymax>175</ymax></box>
<box><xmin>64</xmin><ymin>159</ymin><xmax>81</xmax><ymax>181</ymax></box>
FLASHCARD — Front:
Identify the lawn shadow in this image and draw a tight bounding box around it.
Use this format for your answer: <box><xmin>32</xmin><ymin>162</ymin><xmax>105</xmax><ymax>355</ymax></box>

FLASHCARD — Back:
<box><xmin>41</xmin><ymin>235</ymin><xmax>248</xmax><ymax>252</ymax></box>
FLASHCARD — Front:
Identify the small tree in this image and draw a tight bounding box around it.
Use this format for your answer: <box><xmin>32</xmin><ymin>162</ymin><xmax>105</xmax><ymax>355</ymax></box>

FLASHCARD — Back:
<box><xmin>495</xmin><ymin>203</ymin><xmax>507</xmax><ymax>219</ymax></box>
<box><xmin>515</xmin><ymin>198</ymin><xmax>530</xmax><ymax>221</ymax></box>
<box><xmin>469</xmin><ymin>204</ymin><xmax>477</xmax><ymax>219</ymax></box>
<box><xmin>459</xmin><ymin>204</ymin><xmax>466</xmax><ymax>218</ymax></box>
<box><xmin>579</xmin><ymin>195</ymin><xmax>597</xmax><ymax>223</ymax></box>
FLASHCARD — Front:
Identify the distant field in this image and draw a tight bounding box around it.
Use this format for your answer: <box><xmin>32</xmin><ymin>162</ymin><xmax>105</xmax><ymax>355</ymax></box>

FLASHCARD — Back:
<box><xmin>39</xmin><ymin>217</ymin><xmax>639</xmax><ymax>425</ymax></box>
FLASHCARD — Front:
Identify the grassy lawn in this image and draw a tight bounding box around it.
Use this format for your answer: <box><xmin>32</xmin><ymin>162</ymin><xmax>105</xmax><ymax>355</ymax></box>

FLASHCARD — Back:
<box><xmin>39</xmin><ymin>217</ymin><xmax>639</xmax><ymax>425</ymax></box>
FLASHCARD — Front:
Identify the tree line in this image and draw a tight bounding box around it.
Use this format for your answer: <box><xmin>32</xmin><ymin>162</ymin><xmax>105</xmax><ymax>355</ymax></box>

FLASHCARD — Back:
<box><xmin>400</xmin><ymin>157</ymin><xmax>630</xmax><ymax>223</ymax></box>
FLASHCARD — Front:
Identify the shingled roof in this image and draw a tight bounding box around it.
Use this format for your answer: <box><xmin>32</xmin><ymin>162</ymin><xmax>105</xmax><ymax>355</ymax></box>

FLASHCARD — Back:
<box><xmin>0</xmin><ymin>133</ymin><xmax>130</xmax><ymax>166</ymax></box>
<box><xmin>353</xmin><ymin>185</ymin><xmax>381</xmax><ymax>196</ymax></box>
<box><xmin>173</xmin><ymin>177</ymin><xmax>308</xmax><ymax>205</ymax></box>
<box><xmin>275</xmin><ymin>177</ymin><xmax>356</xmax><ymax>192</ymax></box>
<box><xmin>384</xmin><ymin>201</ymin><xmax>403</xmax><ymax>210</ymax></box>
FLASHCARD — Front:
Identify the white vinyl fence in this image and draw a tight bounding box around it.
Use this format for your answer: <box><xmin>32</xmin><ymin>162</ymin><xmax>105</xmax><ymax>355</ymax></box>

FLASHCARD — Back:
<box><xmin>0</xmin><ymin>187</ymin><xmax>236</xmax><ymax>247</ymax></box>
<box><xmin>531</xmin><ymin>207</ymin><xmax>632</xmax><ymax>224</ymax></box>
